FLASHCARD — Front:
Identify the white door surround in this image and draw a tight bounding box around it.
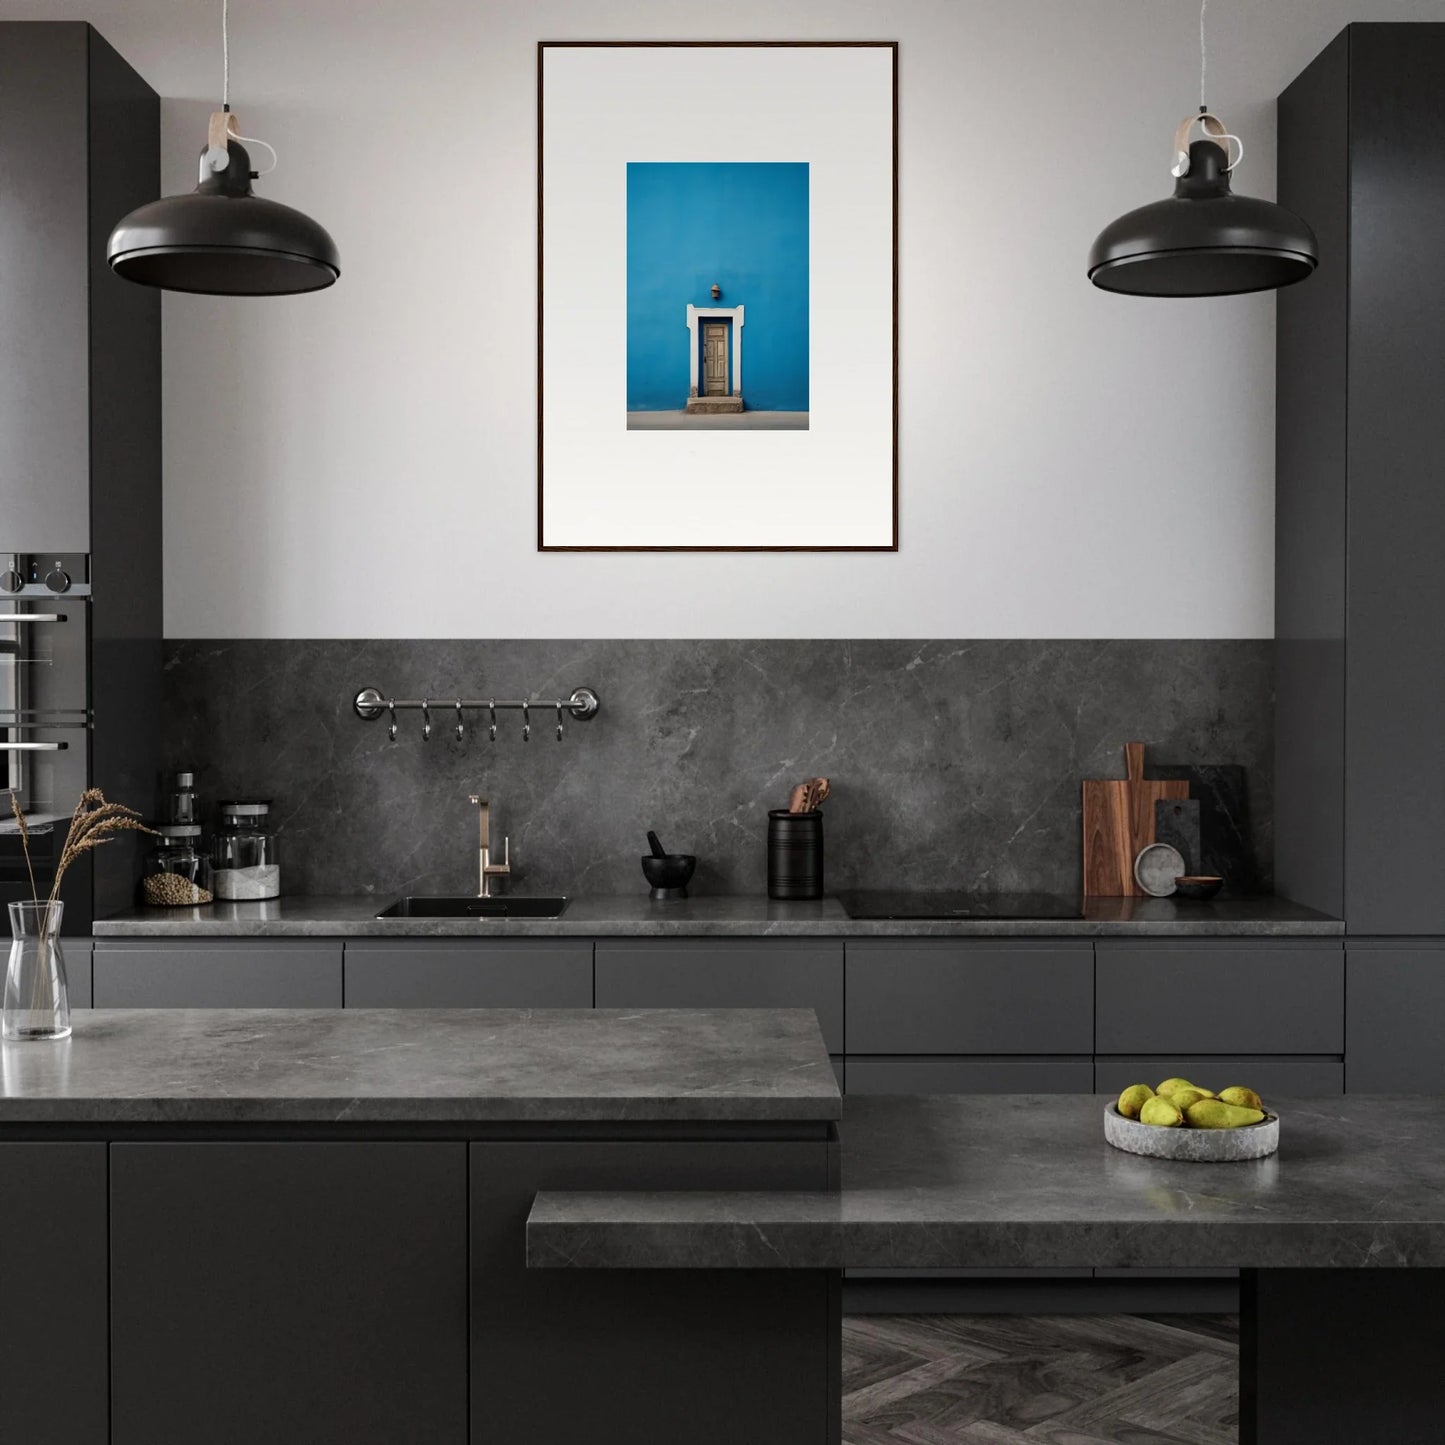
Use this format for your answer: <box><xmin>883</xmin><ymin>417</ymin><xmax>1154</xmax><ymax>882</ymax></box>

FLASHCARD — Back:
<box><xmin>686</xmin><ymin>304</ymin><xmax>744</xmax><ymax>397</ymax></box>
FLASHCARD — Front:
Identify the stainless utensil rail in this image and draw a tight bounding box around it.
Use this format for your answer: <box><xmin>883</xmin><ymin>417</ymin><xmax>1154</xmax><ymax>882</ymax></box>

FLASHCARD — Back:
<box><xmin>352</xmin><ymin>685</ymin><xmax>600</xmax><ymax>742</ymax></box>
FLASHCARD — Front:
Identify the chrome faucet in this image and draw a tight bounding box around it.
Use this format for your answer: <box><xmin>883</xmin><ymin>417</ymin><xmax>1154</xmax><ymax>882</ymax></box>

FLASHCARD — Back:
<box><xmin>467</xmin><ymin>794</ymin><xmax>512</xmax><ymax>897</ymax></box>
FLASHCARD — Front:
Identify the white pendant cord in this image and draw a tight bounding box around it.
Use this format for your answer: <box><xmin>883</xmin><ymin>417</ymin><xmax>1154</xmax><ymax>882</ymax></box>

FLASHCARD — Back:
<box><xmin>1170</xmin><ymin>0</ymin><xmax>1242</xmax><ymax>176</ymax></box>
<box><xmin>231</xmin><ymin>130</ymin><xmax>277</xmax><ymax>174</ymax></box>
<box><xmin>1199</xmin><ymin>0</ymin><xmax>1207</xmax><ymax>112</ymax></box>
<box><xmin>205</xmin><ymin>0</ymin><xmax>278</xmax><ymax>177</ymax></box>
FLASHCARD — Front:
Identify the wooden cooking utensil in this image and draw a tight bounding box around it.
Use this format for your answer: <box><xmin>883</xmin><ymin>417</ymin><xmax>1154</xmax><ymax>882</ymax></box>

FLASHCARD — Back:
<box><xmin>1082</xmin><ymin>742</ymin><xmax>1189</xmax><ymax>897</ymax></box>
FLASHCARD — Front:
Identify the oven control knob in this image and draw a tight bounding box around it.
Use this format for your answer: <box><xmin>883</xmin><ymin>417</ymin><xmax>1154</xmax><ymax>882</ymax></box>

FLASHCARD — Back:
<box><xmin>0</xmin><ymin>569</ymin><xmax>21</xmax><ymax>594</ymax></box>
<box><xmin>44</xmin><ymin>568</ymin><xmax>71</xmax><ymax>594</ymax></box>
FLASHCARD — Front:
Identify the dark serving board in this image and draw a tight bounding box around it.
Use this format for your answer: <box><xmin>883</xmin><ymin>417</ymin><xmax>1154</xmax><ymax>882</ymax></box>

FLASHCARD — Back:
<box><xmin>1149</xmin><ymin>764</ymin><xmax>1263</xmax><ymax>894</ymax></box>
<box><xmin>1154</xmin><ymin>797</ymin><xmax>1202</xmax><ymax>876</ymax></box>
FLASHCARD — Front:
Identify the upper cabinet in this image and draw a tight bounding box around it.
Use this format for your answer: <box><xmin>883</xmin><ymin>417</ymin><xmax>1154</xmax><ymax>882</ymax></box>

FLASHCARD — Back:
<box><xmin>0</xmin><ymin>23</ymin><xmax>158</xmax><ymax>553</ymax></box>
<box><xmin>1276</xmin><ymin>24</ymin><xmax>1445</xmax><ymax>936</ymax></box>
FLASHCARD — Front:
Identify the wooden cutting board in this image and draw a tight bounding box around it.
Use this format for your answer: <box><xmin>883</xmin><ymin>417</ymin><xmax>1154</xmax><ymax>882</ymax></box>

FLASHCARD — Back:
<box><xmin>1082</xmin><ymin>742</ymin><xmax>1189</xmax><ymax>896</ymax></box>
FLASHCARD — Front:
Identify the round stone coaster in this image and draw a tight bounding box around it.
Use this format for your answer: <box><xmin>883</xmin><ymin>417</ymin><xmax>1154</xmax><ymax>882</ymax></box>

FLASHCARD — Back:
<box><xmin>1104</xmin><ymin>1103</ymin><xmax>1279</xmax><ymax>1161</ymax></box>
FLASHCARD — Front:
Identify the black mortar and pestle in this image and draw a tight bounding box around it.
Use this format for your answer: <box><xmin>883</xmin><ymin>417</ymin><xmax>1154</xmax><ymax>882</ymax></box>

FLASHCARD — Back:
<box><xmin>642</xmin><ymin>830</ymin><xmax>696</xmax><ymax>901</ymax></box>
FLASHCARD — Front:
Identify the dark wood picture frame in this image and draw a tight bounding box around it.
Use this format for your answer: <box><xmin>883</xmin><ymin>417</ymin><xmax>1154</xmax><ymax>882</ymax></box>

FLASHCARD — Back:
<box><xmin>537</xmin><ymin>40</ymin><xmax>899</xmax><ymax>552</ymax></box>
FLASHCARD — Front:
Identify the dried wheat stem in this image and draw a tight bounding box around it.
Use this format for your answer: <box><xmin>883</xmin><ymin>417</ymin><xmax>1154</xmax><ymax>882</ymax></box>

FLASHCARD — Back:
<box><xmin>8</xmin><ymin>791</ymin><xmax>39</xmax><ymax>905</ymax></box>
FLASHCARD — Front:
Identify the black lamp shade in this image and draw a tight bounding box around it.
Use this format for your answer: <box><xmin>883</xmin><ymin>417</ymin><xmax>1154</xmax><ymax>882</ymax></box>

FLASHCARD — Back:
<box><xmin>107</xmin><ymin>140</ymin><xmax>339</xmax><ymax>296</ymax></box>
<box><xmin>1088</xmin><ymin>140</ymin><xmax>1316</xmax><ymax>297</ymax></box>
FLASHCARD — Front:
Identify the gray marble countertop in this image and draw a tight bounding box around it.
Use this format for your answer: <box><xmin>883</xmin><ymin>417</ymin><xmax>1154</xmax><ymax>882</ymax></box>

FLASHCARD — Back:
<box><xmin>91</xmin><ymin>893</ymin><xmax>1342</xmax><ymax>938</ymax></box>
<box><xmin>0</xmin><ymin>1008</ymin><xmax>840</xmax><ymax>1124</ymax></box>
<box><xmin>528</xmin><ymin>1094</ymin><xmax>1445</xmax><ymax>1270</ymax></box>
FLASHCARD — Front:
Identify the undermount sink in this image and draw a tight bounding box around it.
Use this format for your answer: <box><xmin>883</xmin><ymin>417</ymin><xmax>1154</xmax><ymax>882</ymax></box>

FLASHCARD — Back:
<box><xmin>376</xmin><ymin>896</ymin><xmax>570</xmax><ymax>920</ymax></box>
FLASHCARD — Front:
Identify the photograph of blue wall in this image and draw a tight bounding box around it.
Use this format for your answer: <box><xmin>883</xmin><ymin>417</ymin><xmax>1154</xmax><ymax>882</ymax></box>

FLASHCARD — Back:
<box><xmin>626</xmin><ymin>162</ymin><xmax>808</xmax><ymax>430</ymax></box>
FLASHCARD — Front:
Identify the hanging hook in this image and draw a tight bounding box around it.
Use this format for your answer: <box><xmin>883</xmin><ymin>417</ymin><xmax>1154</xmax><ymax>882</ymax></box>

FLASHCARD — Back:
<box><xmin>488</xmin><ymin>700</ymin><xmax>497</xmax><ymax>743</ymax></box>
<box><xmin>521</xmin><ymin>702</ymin><xmax>531</xmax><ymax>743</ymax></box>
<box><xmin>556</xmin><ymin>702</ymin><xmax>565</xmax><ymax>742</ymax></box>
<box><xmin>387</xmin><ymin>698</ymin><xmax>397</xmax><ymax>743</ymax></box>
<box><xmin>421</xmin><ymin>699</ymin><xmax>432</xmax><ymax>742</ymax></box>
<box><xmin>455</xmin><ymin>699</ymin><xmax>465</xmax><ymax>742</ymax></box>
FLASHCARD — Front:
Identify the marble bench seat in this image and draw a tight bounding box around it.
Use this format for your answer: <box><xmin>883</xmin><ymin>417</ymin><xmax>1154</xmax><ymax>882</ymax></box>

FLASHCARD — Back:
<box><xmin>527</xmin><ymin>1093</ymin><xmax>1445</xmax><ymax>1271</ymax></box>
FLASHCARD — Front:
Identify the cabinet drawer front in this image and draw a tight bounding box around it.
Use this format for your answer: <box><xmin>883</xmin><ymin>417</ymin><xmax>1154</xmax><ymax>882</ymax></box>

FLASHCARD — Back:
<box><xmin>112</xmin><ymin>1143</ymin><xmax>467</xmax><ymax>1445</ymax></box>
<box><xmin>846</xmin><ymin>943</ymin><xmax>1093</xmax><ymax>1055</ymax></box>
<box><xmin>845</xmin><ymin>1057</ymin><xmax>1095</xmax><ymax>1095</ymax></box>
<box><xmin>594</xmin><ymin>942</ymin><xmax>843</xmax><ymax>1053</ymax></box>
<box><xmin>64</xmin><ymin>940</ymin><xmax>92</xmax><ymax>1009</ymax></box>
<box><xmin>344</xmin><ymin>942</ymin><xmax>592</xmax><ymax>1009</ymax></box>
<box><xmin>1094</xmin><ymin>1056</ymin><xmax>1344</xmax><ymax>1097</ymax></box>
<box><xmin>1095</xmin><ymin>943</ymin><xmax>1343</xmax><ymax>1054</ymax></box>
<box><xmin>93</xmin><ymin>942</ymin><xmax>342</xmax><ymax>1008</ymax></box>
<box><xmin>1346</xmin><ymin>947</ymin><xmax>1445</xmax><ymax>1091</ymax></box>
<box><xmin>0</xmin><ymin>1142</ymin><xmax>108</xmax><ymax>1444</ymax></box>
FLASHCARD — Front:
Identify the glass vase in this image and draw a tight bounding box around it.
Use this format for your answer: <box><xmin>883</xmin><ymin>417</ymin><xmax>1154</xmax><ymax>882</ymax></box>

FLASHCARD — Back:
<box><xmin>4</xmin><ymin>901</ymin><xmax>71</xmax><ymax>1042</ymax></box>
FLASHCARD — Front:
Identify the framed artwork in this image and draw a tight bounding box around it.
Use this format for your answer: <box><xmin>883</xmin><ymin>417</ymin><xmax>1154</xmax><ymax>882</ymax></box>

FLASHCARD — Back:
<box><xmin>538</xmin><ymin>41</ymin><xmax>898</xmax><ymax>551</ymax></box>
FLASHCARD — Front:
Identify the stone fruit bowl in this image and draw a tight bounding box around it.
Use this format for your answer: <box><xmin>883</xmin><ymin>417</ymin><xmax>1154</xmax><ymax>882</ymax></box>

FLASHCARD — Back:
<box><xmin>1104</xmin><ymin>1103</ymin><xmax>1279</xmax><ymax>1161</ymax></box>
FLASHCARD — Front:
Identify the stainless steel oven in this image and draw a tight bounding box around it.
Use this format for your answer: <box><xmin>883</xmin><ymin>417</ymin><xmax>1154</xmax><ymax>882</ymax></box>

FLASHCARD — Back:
<box><xmin>1</xmin><ymin>566</ymin><xmax>92</xmax><ymax>924</ymax></box>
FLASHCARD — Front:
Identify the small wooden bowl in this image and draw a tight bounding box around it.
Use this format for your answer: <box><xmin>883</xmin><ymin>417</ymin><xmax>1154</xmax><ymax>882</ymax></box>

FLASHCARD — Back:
<box><xmin>1173</xmin><ymin>875</ymin><xmax>1224</xmax><ymax>901</ymax></box>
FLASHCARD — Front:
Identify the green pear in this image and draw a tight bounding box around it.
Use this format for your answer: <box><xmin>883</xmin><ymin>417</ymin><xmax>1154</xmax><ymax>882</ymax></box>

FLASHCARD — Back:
<box><xmin>1117</xmin><ymin>1084</ymin><xmax>1154</xmax><ymax>1119</ymax></box>
<box><xmin>1156</xmin><ymin>1077</ymin><xmax>1197</xmax><ymax>1096</ymax></box>
<box><xmin>1218</xmin><ymin>1086</ymin><xmax>1264</xmax><ymax>1112</ymax></box>
<box><xmin>1185</xmin><ymin>1099</ymin><xmax>1266</xmax><ymax>1129</ymax></box>
<box><xmin>1165</xmin><ymin>1086</ymin><xmax>1211</xmax><ymax>1111</ymax></box>
<box><xmin>1140</xmin><ymin>1096</ymin><xmax>1185</xmax><ymax>1127</ymax></box>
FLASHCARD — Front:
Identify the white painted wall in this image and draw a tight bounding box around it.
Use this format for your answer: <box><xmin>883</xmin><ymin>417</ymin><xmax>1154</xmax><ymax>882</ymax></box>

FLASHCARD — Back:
<box><xmin>2</xmin><ymin>0</ymin><xmax>1439</xmax><ymax>638</ymax></box>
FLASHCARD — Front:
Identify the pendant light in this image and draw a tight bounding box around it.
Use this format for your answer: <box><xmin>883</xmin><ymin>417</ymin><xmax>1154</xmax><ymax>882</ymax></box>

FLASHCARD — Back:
<box><xmin>107</xmin><ymin>0</ymin><xmax>339</xmax><ymax>295</ymax></box>
<box><xmin>1087</xmin><ymin>0</ymin><xmax>1315</xmax><ymax>297</ymax></box>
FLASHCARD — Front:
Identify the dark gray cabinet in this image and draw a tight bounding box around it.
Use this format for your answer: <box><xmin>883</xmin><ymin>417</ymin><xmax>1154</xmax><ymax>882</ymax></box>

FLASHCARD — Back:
<box><xmin>344</xmin><ymin>939</ymin><xmax>592</xmax><ymax>1008</ymax></box>
<box><xmin>1277</xmin><ymin>25</ymin><xmax>1445</xmax><ymax>936</ymax></box>
<box><xmin>0</xmin><ymin>23</ymin><xmax>92</xmax><ymax>548</ymax></box>
<box><xmin>1346</xmin><ymin>944</ymin><xmax>1445</xmax><ymax>1091</ymax></box>
<box><xmin>110</xmin><ymin>1142</ymin><xmax>468</xmax><ymax>1445</ymax></box>
<box><xmin>471</xmin><ymin>1139</ymin><xmax>834</xmax><ymax>1444</ymax></box>
<box><xmin>846</xmin><ymin>941</ymin><xmax>1093</xmax><ymax>1055</ymax></box>
<box><xmin>85</xmin><ymin>930</ymin><xmax>1352</xmax><ymax>1097</ymax></box>
<box><xmin>64</xmin><ymin>939</ymin><xmax>92</xmax><ymax>1008</ymax></box>
<box><xmin>595</xmin><ymin>940</ymin><xmax>844</xmax><ymax>1053</ymax></box>
<box><xmin>94</xmin><ymin>939</ymin><xmax>343</xmax><ymax>1007</ymax></box>
<box><xmin>1095</xmin><ymin>941</ymin><xmax>1343</xmax><ymax>1055</ymax></box>
<box><xmin>0</xmin><ymin>22</ymin><xmax>158</xmax><ymax>552</ymax></box>
<box><xmin>846</xmin><ymin>1057</ymin><xmax>1094</xmax><ymax>1094</ymax></box>
<box><xmin>0</xmin><ymin>1143</ymin><xmax>108</xmax><ymax>1444</ymax></box>
<box><xmin>1095</xmin><ymin>1057</ymin><xmax>1344</xmax><ymax>1097</ymax></box>
<box><xmin>0</xmin><ymin>23</ymin><xmax>161</xmax><ymax>932</ymax></box>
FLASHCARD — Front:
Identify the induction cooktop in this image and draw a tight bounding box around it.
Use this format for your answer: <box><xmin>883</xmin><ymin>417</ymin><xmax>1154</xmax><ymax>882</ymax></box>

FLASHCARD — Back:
<box><xmin>836</xmin><ymin>891</ymin><xmax>1085</xmax><ymax>920</ymax></box>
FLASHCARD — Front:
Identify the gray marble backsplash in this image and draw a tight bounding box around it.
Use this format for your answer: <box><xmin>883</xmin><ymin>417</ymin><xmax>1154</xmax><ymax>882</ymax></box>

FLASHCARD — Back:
<box><xmin>160</xmin><ymin>640</ymin><xmax>1273</xmax><ymax>900</ymax></box>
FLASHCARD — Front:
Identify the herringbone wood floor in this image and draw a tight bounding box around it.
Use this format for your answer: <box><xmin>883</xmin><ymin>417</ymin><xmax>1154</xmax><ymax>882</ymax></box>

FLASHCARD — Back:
<box><xmin>842</xmin><ymin>1314</ymin><xmax>1239</xmax><ymax>1445</ymax></box>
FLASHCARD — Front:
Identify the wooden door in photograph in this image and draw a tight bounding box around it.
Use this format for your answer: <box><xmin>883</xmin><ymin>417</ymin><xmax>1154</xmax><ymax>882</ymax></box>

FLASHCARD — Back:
<box><xmin>703</xmin><ymin>322</ymin><xmax>728</xmax><ymax>395</ymax></box>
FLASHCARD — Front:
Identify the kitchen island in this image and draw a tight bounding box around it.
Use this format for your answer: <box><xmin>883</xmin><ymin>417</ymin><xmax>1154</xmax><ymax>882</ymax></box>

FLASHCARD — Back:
<box><xmin>533</xmin><ymin>1093</ymin><xmax>1445</xmax><ymax>1445</ymax></box>
<box><xmin>0</xmin><ymin>1007</ymin><xmax>841</xmax><ymax>1445</ymax></box>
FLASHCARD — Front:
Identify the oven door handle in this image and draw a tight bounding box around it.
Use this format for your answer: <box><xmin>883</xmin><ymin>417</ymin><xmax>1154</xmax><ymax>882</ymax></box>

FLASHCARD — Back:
<box><xmin>0</xmin><ymin>614</ymin><xmax>67</xmax><ymax>625</ymax></box>
<box><xmin>0</xmin><ymin>741</ymin><xmax>68</xmax><ymax>751</ymax></box>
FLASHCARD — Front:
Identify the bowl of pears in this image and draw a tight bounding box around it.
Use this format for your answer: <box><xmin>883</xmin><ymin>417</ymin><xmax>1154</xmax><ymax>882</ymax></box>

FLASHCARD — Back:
<box><xmin>1105</xmin><ymin>1077</ymin><xmax>1279</xmax><ymax>1161</ymax></box>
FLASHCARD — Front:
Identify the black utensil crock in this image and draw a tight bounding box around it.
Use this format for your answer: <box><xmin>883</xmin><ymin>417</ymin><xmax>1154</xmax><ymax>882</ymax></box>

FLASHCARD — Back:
<box><xmin>768</xmin><ymin>810</ymin><xmax>824</xmax><ymax>900</ymax></box>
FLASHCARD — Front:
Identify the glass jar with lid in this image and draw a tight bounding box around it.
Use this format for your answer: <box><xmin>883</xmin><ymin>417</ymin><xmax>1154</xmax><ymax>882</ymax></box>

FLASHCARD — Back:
<box><xmin>141</xmin><ymin>825</ymin><xmax>214</xmax><ymax>907</ymax></box>
<box><xmin>211</xmin><ymin>800</ymin><xmax>281</xmax><ymax>901</ymax></box>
